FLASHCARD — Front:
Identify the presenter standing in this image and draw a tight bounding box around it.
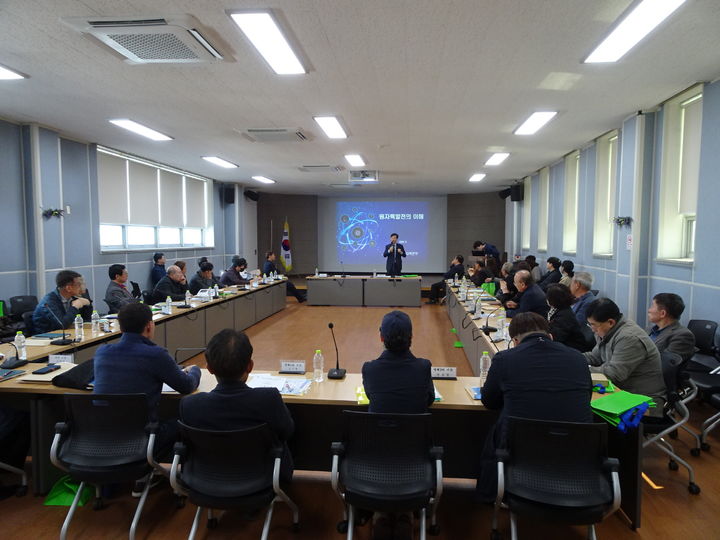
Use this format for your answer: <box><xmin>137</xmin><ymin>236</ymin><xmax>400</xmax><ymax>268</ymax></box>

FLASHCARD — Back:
<box><xmin>383</xmin><ymin>233</ymin><xmax>406</xmax><ymax>277</ymax></box>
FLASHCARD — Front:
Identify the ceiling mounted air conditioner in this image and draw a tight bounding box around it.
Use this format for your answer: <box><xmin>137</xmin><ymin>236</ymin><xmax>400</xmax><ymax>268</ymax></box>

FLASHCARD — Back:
<box><xmin>238</xmin><ymin>128</ymin><xmax>313</xmax><ymax>143</ymax></box>
<box><xmin>348</xmin><ymin>170</ymin><xmax>379</xmax><ymax>184</ymax></box>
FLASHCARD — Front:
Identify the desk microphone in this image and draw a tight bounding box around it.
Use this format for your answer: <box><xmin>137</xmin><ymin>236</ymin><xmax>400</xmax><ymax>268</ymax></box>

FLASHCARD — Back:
<box><xmin>327</xmin><ymin>322</ymin><xmax>346</xmax><ymax>379</ymax></box>
<box><xmin>0</xmin><ymin>341</ymin><xmax>28</xmax><ymax>369</ymax></box>
<box><xmin>46</xmin><ymin>304</ymin><xmax>74</xmax><ymax>346</ymax></box>
<box><xmin>481</xmin><ymin>306</ymin><xmax>502</xmax><ymax>335</ymax></box>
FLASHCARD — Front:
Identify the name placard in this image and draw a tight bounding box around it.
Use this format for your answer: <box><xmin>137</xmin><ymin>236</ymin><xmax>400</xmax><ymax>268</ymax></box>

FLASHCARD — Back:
<box><xmin>279</xmin><ymin>361</ymin><xmax>306</xmax><ymax>374</ymax></box>
<box><xmin>50</xmin><ymin>353</ymin><xmax>75</xmax><ymax>364</ymax></box>
<box><xmin>431</xmin><ymin>366</ymin><xmax>457</xmax><ymax>380</ymax></box>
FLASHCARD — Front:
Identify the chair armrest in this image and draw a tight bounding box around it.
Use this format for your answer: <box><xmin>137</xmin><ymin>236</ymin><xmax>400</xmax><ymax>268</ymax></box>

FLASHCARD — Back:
<box><xmin>173</xmin><ymin>441</ymin><xmax>187</xmax><ymax>461</ymax></box>
<box><xmin>270</xmin><ymin>444</ymin><xmax>284</xmax><ymax>459</ymax></box>
<box><xmin>430</xmin><ymin>446</ymin><xmax>444</xmax><ymax>460</ymax></box>
<box><xmin>145</xmin><ymin>421</ymin><xmax>159</xmax><ymax>435</ymax></box>
<box><xmin>54</xmin><ymin>422</ymin><xmax>69</xmax><ymax>435</ymax></box>
<box><xmin>603</xmin><ymin>457</ymin><xmax>620</xmax><ymax>473</ymax></box>
<box><xmin>496</xmin><ymin>449</ymin><xmax>510</xmax><ymax>463</ymax></box>
<box><xmin>331</xmin><ymin>442</ymin><xmax>345</xmax><ymax>456</ymax></box>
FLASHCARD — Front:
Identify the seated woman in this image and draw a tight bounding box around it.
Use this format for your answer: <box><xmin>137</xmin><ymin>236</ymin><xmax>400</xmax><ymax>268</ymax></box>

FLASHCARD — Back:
<box><xmin>546</xmin><ymin>284</ymin><xmax>592</xmax><ymax>352</ymax></box>
<box><xmin>559</xmin><ymin>260</ymin><xmax>574</xmax><ymax>287</ymax></box>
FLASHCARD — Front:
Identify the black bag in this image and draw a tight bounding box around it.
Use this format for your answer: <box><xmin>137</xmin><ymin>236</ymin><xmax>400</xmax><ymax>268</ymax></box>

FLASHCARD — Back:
<box><xmin>52</xmin><ymin>359</ymin><xmax>94</xmax><ymax>390</ymax></box>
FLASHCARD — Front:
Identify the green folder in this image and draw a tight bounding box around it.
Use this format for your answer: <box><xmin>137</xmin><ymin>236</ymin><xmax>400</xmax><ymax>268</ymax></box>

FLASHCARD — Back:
<box><xmin>591</xmin><ymin>391</ymin><xmax>655</xmax><ymax>416</ymax></box>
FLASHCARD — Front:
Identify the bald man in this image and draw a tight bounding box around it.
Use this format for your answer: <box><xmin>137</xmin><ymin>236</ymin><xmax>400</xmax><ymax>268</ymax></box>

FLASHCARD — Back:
<box><xmin>152</xmin><ymin>264</ymin><xmax>189</xmax><ymax>303</ymax></box>
<box><xmin>505</xmin><ymin>270</ymin><xmax>548</xmax><ymax>318</ymax></box>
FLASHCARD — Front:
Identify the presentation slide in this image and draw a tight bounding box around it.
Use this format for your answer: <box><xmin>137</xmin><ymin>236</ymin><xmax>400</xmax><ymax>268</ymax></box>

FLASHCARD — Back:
<box><xmin>318</xmin><ymin>197</ymin><xmax>447</xmax><ymax>273</ymax></box>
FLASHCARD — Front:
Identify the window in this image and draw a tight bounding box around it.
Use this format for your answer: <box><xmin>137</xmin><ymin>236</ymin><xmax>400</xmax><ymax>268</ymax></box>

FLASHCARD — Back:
<box><xmin>593</xmin><ymin>132</ymin><xmax>618</xmax><ymax>255</ymax></box>
<box><xmin>537</xmin><ymin>167</ymin><xmax>549</xmax><ymax>251</ymax></box>
<box><xmin>97</xmin><ymin>147</ymin><xmax>214</xmax><ymax>250</ymax></box>
<box><xmin>521</xmin><ymin>176</ymin><xmax>531</xmax><ymax>250</ymax></box>
<box><xmin>563</xmin><ymin>151</ymin><xmax>579</xmax><ymax>253</ymax></box>
<box><xmin>658</xmin><ymin>85</ymin><xmax>702</xmax><ymax>261</ymax></box>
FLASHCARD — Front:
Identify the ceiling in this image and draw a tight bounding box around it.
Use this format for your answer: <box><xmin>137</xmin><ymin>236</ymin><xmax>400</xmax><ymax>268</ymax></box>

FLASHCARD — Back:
<box><xmin>1</xmin><ymin>0</ymin><xmax>719</xmax><ymax>195</ymax></box>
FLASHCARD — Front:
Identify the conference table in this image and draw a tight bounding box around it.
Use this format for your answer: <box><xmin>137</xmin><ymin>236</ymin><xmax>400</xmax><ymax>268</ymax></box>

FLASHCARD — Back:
<box><xmin>306</xmin><ymin>275</ymin><xmax>421</xmax><ymax>307</ymax></box>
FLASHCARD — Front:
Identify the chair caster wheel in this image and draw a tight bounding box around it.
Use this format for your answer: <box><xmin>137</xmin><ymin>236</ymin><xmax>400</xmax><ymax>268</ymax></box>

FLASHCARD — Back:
<box><xmin>93</xmin><ymin>498</ymin><xmax>106</xmax><ymax>511</ymax></box>
<box><xmin>689</xmin><ymin>483</ymin><xmax>701</xmax><ymax>495</ymax></box>
<box><xmin>701</xmin><ymin>442</ymin><xmax>710</xmax><ymax>451</ymax></box>
<box><xmin>668</xmin><ymin>460</ymin><xmax>679</xmax><ymax>471</ymax></box>
<box><xmin>15</xmin><ymin>485</ymin><xmax>27</xmax><ymax>497</ymax></box>
<box><xmin>429</xmin><ymin>524</ymin><xmax>440</xmax><ymax>535</ymax></box>
<box><xmin>175</xmin><ymin>495</ymin><xmax>186</xmax><ymax>509</ymax></box>
<box><xmin>691</xmin><ymin>447</ymin><xmax>701</xmax><ymax>457</ymax></box>
<box><xmin>336</xmin><ymin>520</ymin><xmax>349</xmax><ymax>533</ymax></box>
<box><xmin>292</xmin><ymin>523</ymin><xmax>300</xmax><ymax>533</ymax></box>
<box><xmin>491</xmin><ymin>530</ymin><xmax>502</xmax><ymax>540</ymax></box>
<box><xmin>207</xmin><ymin>517</ymin><xmax>218</xmax><ymax>529</ymax></box>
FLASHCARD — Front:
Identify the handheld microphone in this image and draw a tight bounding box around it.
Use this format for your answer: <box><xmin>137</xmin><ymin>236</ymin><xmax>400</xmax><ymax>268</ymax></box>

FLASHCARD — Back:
<box><xmin>327</xmin><ymin>322</ymin><xmax>346</xmax><ymax>379</ymax></box>
<box><xmin>0</xmin><ymin>341</ymin><xmax>28</xmax><ymax>369</ymax></box>
<box><xmin>46</xmin><ymin>303</ymin><xmax>74</xmax><ymax>346</ymax></box>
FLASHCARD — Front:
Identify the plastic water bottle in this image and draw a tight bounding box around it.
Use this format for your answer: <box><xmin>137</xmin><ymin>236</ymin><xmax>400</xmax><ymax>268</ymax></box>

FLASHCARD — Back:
<box><xmin>214</xmin><ymin>283</ymin><xmax>220</xmax><ymax>297</ymax></box>
<box><xmin>14</xmin><ymin>331</ymin><xmax>27</xmax><ymax>361</ymax></box>
<box><xmin>185</xmin><ymin>290</ymin><xmax>192</xmax><ymax>305</ymax></box>
<box><xmin>262</xmin><ymin>273</ymin><xmax>267</xmax><ymax>284</ymax></box>
<box><xmin>165</xmin><ymin>295</ymin><xmax>172</xmax><ymax>314</ymax></box>
<box><xmin>313</xmin><ymin>349</ymin><xmax>324</xmax><ymax>383</ymax></box>
<box><xmin>480</xmin><ymin>351</ymin><xmax>491</xmax><ymax>381</ymax></box>
<box><xmin>454</xmin><ymin>273</ymin><xmax>458</xmax><ymax>286</ymax></box>
<box><xmin>91</xmin><ymin>310</ymin><xmax>100</xmax><ymax>334</ymax></box>
<box><xmin>373</xmin><ymin>268</ymin><xmax>377</xmax><ymax>278</ymax></box>
<box><xmin>315</xmin><ymin>267</ymin><xmax>319</xmax><ymax>277</ymax></box>
<box><xmin>74</xmin><ymin>314</ymin><xmax>84</xmax><ymax>341</ymax></box>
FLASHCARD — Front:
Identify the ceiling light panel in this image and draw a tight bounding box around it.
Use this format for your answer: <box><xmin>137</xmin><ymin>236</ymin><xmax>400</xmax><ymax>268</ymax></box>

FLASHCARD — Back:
<box><xmin>314</xmin><ymin>116</ymin><xmax>348</xmax><ymax>139</ymax></box>
<box><xmin>229</xmin><ymin>11</ymin><xmax>305</xmax><ymax>74</ymax></box>
<box><xmin>0</xmin><ymin>64</ymin><xmax>26</xmax><ymax>79</ymax></box>
<box><xmin>584</xmin><ymin>0</ymin><xmax>687</xmax><ymax>63</ymax></box>
<box><xmin>344</xmin><ymin>154</ymin><xmax>365</xmax><ymax>167</ymax></box>
<box><xmin>109</xmin><ymin>119</ymin><xmax>172</xmax><ymax>141</ymax></box>
<box><xmin>485</xmin><ymin>153</ymin><xmax>510</xmax><ymax>166</ymax></box>
<box><xmin>252</xmin><ymin>175</ymin><xmax>276</xmax><ymax>184</ymax></box>
<box><xmin>469</xmin><ymin>173</ymin><xmax>486</xmax><ymax>182</ymax></box>
<box><xmin>514</xmin><ymin>111</ymin><xmax>558</xmax><ymax>135</ymax></box>
<box><xmin>203</xmin><ymin>156</ymin><xmax>237</xmax><ymax>168</ymax></box>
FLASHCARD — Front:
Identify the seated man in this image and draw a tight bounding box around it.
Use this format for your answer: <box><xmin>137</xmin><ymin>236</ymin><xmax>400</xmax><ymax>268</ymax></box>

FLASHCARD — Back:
<box><xmin>467</xmin><ymin>260</ymin><xmax>493</xmax><ymax>287</ymax></box>
<box><xmin>33</xmin><ymin>270</ymin><xmax>93</xmax><ymax>334</ymax></box>
<box><xmin>427</xmin><ymin>255</ymin><xmax>465</xmax><ymax>304</ymax></box>
<box><xmin>150</xmin><ymin>252</ymin><xmax>166</xmax><ymax>288</ymax></box>
<box><xmin>220</xmin><ymin>256</ymin><xmax>251</xmax><ymax>287</ymax></box>
<box><xmin>189</xmin><ymin>259</ymin><xmax>221</xmax><ymax>295</ymax></box>
<box><xmin>647</xmin><ymin>293</ymin><xmax>696</xmax><ymax>362</ymax></box>
<box><xmin>476</xmin><ymin>313</ymin><xmax>592</xmax><ymax>501</ymax></box>
<box><xmin>362</xmin><ymin>310</ymin><xmax>435</xmax><ymax>413</ymax></box>
<box><xmin>104</xmin><ymin>264</ymin><xmax>138</xmax><ymax>314</ymax></box>
<box><xmin>570</xmin><ymin>271</ymin><xmax>595</xmax><ymax>326</ymax></box>
<box><xmin>584</xmin><ymin>298</ymin><xmax>666</xmax><ymax>414</ymax></box>
<box><xmin>93</xmin><ymin>304</ymin><xmax>201</xmax><ymax>461</ymax></box>
<box><xmin>537</xmin><ymin>256</ymin><xmax>562</xmax><ymax>291</ymax></box>
<box><xmin>263</xmin><ymin>251</ymin><xmax>306</xmax><ymax>303</ymax></box>
<box><xmin>180</xmin><ymin>329</ymin><xmax>294</xmax><ymax>483</ymax></box>
<box><xmin>505</xmin><ymin>270</ymin><xmax>548</xmax><ymax>318</ymax></box>
<box><xmin>153</xmin><ymin>265</ymin><xmax>189</xmax><ymax>303</ymax></box>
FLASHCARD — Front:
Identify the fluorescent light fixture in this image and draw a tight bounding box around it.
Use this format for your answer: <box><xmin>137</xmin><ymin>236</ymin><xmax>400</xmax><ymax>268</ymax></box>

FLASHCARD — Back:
<box><xmin>109</xmin><ymin>119</ymin><xmax>173</xmax><ymax>141</ymax></box>
<box><xmin>229</xmin><ymin>11</ymin><xmax>305</xmax><ymax>74</ymax></box>
<box><xmin>252</xmin><ymin>175</ymin><xmax>276</xmax><ymax>184</ymax></box>
<box><xmin>469</xmin><ymin>173</ymin><xmax>486</xmax><ymax>182</ymax></box>
<box><xmin>344</xmin><ymin>154</ymin><xmax>365</xmax><ymax>167</ymax></box>
<box><xmin>485</xmin><ymin>153</ymin><xmax>510</xmax><ymax>166</ymax></box>
<box><xmin>584</xmin><ymin>0</ymin><xmax>687</xmax><ymax>63</ymax></box>
<box><xmin>313</xmin><ymin>116</ymin><xmax>348</xmax><ymax>139</ymax></box>
<box><xmin>203</xmin><ymin>156</ymin><xmax>238</xmax><ymax>168</ymax></box>
<box><xmin>514</xmin><ymin>111</ymin><xmax>558</xmax><ymax>135</ymax></box>
<box><xmin>0</xmin><ymin>64</ymin><xmax>26</xmax><ymax>80</ymax></box>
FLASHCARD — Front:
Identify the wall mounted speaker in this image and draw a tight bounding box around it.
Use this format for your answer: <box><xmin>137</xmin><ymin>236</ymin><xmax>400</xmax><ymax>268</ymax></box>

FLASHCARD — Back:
<box><xmin>244</xmin><ymin>190</ymin><xmax>259</xmax><ymax>202</ymax></box>
<box><xmin>510</xmin><ymin>185</ymin><xmax>523</xmax><ymax>202</ymax></box>
<box><xmin>222</xmin><ymin>186</ymin><xmax>235</xmax><ymax>204</ymax></box>
<box><xmin>498</xmin><ymin>188</ymin><xmax>512</xmax><ymax>200</ymax></box>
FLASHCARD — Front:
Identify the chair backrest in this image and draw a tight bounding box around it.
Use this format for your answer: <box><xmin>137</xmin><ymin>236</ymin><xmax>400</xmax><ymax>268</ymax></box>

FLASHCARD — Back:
<box><xmin>9</xmin><ymin>295</ymin><xmax>38</xmax><ymax>319</ymax></box>
<box><xmin>659</xmin><ymin>351</ymin><xmax>684</xmax><ymax>404</ymax></box>
<box><xmin>504</xmin><ymin>417</ymin><xmax>610</xmax><ymax>506</ymax></box>
<box><xmin>141</xmin><ymin>290</ymin><xmax>154</xmax><ymax>305</ymax></box>
<box><xmin>21</xmin><ymin>311</ymin><xmax>34</xmax><ymax>336</ymax></box>
<box><xmin>177</xmin><ymin>421</ymin><xmax>278</xmax><ymax>498</ymax></box>
<box><xmin>59</xmin><ymin>394</ymin><xmax>150</xmax><ymax>467</ymax></box>
<box><xmin>687</xmin><ymin>320</ymin><xmax>718</xmax><ymax>355</ymax></box>
<box><xmin>340</xmin><ymin>410</ymin><xmax>433</xmax><ymax>482</ymax></box>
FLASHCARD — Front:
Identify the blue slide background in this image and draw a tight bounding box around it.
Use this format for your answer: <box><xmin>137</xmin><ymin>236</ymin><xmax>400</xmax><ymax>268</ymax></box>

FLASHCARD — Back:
<box><xmin>336</xmin><ymin>201</ymin><xmax>430</xmax><ymax>267</ymax></box>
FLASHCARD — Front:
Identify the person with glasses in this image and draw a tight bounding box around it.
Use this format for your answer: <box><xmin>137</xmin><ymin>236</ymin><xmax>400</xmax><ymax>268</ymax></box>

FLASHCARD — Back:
<box><xmin>32</xmin><ymin>270</ymin><xmax>93</xmax><ymax>334</ymax></box>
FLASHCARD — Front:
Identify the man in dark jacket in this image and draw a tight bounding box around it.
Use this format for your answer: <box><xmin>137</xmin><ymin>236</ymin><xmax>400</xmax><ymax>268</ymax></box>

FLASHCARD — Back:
<box><xmin>180</xmin><ymin>329</ymin><xmax>295</xmax><ymax>482</ymax></box>
<box><xmin>476</xmin><ymin>312</ymin><xmax>593</xmax><ymax>501</ymax></box>
<box><xmin>383</xmin><ymin>233</ymin><xmax>406</xmax><ymax>276</ymax></box>
<box><xmin>152</xmin><ymin>265</ymin><xmax>188</xmax><ymax>302</ymax></box>
<box><xmin>263</xmin><ymin>251</ymin><xmax>306</xmax><ymax>303</ymax></box>
<box><xmin>427</xmin><ymin>255</ymin><xmax>465</xmax><ymax>304</ymax></box>
<box><xmin>505</xmin><ymin>270</ymin><xmax>548</xmax><ymax>317</ymax></box>
<box><xmin>150</xmin><ymin>252</ymin><xmax>166</xmax><ymax>287</ymax></box>
<box><xmin>647</xmin><ymin>293</ymin><xmax>696</xmax><ymax>362</ymax></box>
<box><xmin>537</xmin><ymin>256</ymin><xmax>562</xmax><ymax>291</ymax></box>
<box><xmin>473</xmin><ymin>240</ymin><xmax>500</xmax><ymax>261</ymax></box>
<box><xmin>33</xmin><ymin>270</ymin><xmax>93</xmax><ymax>334</ymax></box>
<box><xmin>189</xmin><ymin>260</ymin><xmax>221</xmax><ymax>294</ymax></box>
<box><xmin>220</xmin><ymin>256</ymin><xmax>251</xmax><ymax>287</ymax></box>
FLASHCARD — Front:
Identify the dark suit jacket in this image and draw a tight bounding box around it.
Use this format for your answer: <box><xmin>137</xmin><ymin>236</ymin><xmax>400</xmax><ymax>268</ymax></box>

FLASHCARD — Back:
<box><xmin>153</xmin><ymin>275</ymin><xmax>189</xmax><ymax>302</ymax></box>
<box><xmin>571</xmin><ymin>291</ymin><xmax>595</xmax><ymax>326</ymax></box>
<box><xmin>443</xmin><ymin>263</ymin><xmax>465</xmax><ymax>280</ymax></box>
<box><xmin>32</xmin><ymin>289</ymin><xmax>93</xmax><ymax>334</ymax></box>
<box><xmin>150</xmin><ymin>264</ymin><xmax>166</xmax><ymax>287</ymax></box>
<box><xmin>263</xmin><ymin>260</ymin><xmax>278</xmax><ymax>275</ymax></box>
<box><xmin>180</xmin><ymin>379</ymin><xmax>295</xmax><ymax>481</ymax></box>
<box><xmin>383</xmin><ymin>242</ymin><xmax>406</xmax><ymax>275</ymax></box>
<box><xmin>506</xmin><ymin>283</ymin><xmax>548</xmax><ymax>318</ymax></box>
<box><xmin>650</xmin><ymin>321</ymin><xmax>696</xmax><ymax>363</ymax></box>
<box><xmin>538</xmin><ymin>268</ymin><xmax>562</xmax><ymax>291</ymax></box>
<box><xmin>362</xmin><ymin>349</ymin><xmax>435</xmax><ymax>413</ymax></box>
<box><xmin>549</xmin><ymin>307</ymin><xmax>593</xmax><ymax>352</ymax></box>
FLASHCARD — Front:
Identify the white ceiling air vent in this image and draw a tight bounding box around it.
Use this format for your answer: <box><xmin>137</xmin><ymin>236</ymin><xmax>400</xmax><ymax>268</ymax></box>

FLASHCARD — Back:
<box><xmin>328</xmin><ymin>183</ymin><xmax>359</xmax><ymax>189</ymax></box>
<box><xmin>239</xmin><ymin>128</ymin><xmax>313</xmax><ymax>143</ymax></box>
<box><xmin>349</xmin><ymin>170</ymin><xmax>379</xmax><ymax>184</ymax></box>
<box><xmin>299</xmin><ymin>165</ymin><xmax>344</xmax><ymax>173</ymax></box>
<box><xmin>61</xmin><ymin>15</ymin><xmax>224</xmax><ymax>63</ymax></box>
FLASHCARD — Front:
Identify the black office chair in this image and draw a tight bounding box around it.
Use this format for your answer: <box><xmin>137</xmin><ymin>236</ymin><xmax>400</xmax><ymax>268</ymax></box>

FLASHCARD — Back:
<box><xmin>169</xmin><ymin>421</ymin><xmax>299</xmax><ymax>540</ymax></box>
<box><xmin>9</xmin><ymin>295</ymin><xmax>38</xmax><ymax>320</ymax></box>
<box><xmin>50</xmin><ymin>394</ymin><xmax>163</xmax><ymax>540</ymax></box>
<box><xmin>700</xmin><ymin>392</ymin><xmax>720</xmax><ymax>450</ymax></box>
<box><xmin>331</xmin><ymin>411</ymin><xmax>443</xmax><ymax>540</ymax></box>
<box><xmin>685</xmin><ymin>320</ymin><xmax>719</xmax><ymax>372</ymax></box>
<box><xmin>491</xmin><ymin>417</ymin><xmax>620</xmax><ymax>540</ymax></box>
<box><xmin>141</xmin><ymin>290</ymin><xmax>154</xmax><ymax>305</ymax></box>
<box><xmin>642</xmin><ymin>351</ymin><xmax>701</xmax><ymax>493</ymax></box>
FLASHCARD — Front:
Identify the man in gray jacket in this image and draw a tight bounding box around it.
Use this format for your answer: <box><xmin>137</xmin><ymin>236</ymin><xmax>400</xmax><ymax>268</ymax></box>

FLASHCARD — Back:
<box><xmin>647</xmin><ymin>293</ymin><xmax>696</xmax><ymax>362</ymax></box>
<box><xmin>584</xmin><ymin>298</ymin><xmax>666</xmax><ymax>414</ymax></box>
<box><xmin>104</xmin><ymin>264</ymin><xmax>138</xmax><ymax>314</ymax></box>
